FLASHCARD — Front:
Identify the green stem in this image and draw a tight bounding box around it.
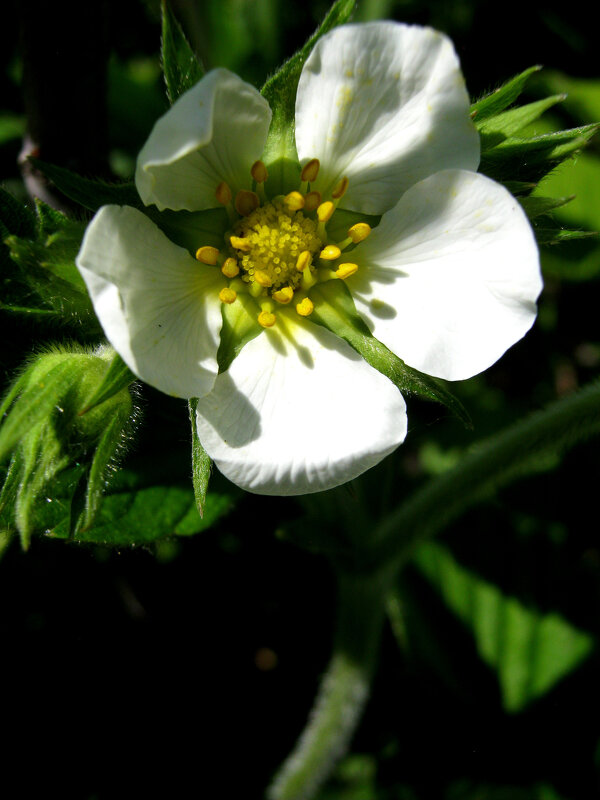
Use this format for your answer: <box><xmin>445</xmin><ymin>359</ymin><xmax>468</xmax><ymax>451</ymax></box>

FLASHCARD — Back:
<box><xmin>368</xmin><ymin>379</ymin><xmax>600</xmax><ymax>572</ymax></box>
<box><xmin>267</xmin><ymin>567</ymin><xmax>392</xmax><ymax>800</ymax></box>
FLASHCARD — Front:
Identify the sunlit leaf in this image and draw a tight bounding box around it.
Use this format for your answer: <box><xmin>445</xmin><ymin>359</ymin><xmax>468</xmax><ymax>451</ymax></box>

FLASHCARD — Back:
<box><xmin>412</xmin><ymin>541</ymin><xmax>594</xmax><ymax>712</ymax></box>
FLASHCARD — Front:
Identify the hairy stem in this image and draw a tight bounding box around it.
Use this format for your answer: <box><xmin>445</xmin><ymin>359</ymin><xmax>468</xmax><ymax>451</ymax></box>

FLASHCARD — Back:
<box><xmin>267</xmin><ymin>567</ymin><xmax>392</xmax><ymax>800</ymax></box>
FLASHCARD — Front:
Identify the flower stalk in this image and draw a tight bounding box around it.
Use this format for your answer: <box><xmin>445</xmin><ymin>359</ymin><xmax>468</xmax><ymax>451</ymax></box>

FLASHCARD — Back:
<box><xmin>267</xmin><ymin>566</ymin><xmax>394</xmax><ymax>800</ymax></box>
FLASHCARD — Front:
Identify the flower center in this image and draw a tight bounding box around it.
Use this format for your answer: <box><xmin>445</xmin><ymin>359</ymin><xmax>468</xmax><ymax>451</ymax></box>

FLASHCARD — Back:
<box><xmin>195</xmin><ymin>158</ymin><xmax>373</xmax><ymax>329</ymax></box>
<box><xmin>231</xmin><ymin>200</ymin><xmax>323</xmax><ymax>293</ymax></box>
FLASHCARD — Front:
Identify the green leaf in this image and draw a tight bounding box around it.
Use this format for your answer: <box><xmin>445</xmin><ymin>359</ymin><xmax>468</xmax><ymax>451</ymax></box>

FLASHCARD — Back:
<box><xmin>160</xmin><ymin>0</ymin><xmax>204</xmax><ymax>105</ymax></box>
<box><xmin>478</xmin><ymin>95</ymin><xmax>566</xmax><ymax>151</ymax></box>
<box><xmin>48</xmin><ymin>469</ymin><xmax>236</xmax><ymax>546</ymax></box>
<box><xmin>309</xmin><ymin>280</ymin><xmax>472</xmax><ymax>427</ymax></box>
<box><xmin>80</xmin><ymin>350</ymin><xmax>137</xmax><ymax>413</ymax></box>
<box><xmin>260</xmin><ymin>0</ymin><xmax>356</xmax><ymax>195</ymax></box>
<box><xmin>29</xmin><ymin>157</ymin><xmax>142</xmax><ymax>212</ymax></box>
<box><xmin>470</xmin><ymin>66</ymin><xmax>542</xmax><ymax>122</ymax></box>
<box><xmin>0</xmin><ymin>359</ymin><xmax>75</xmax><ymax>462</ymax></box>
<box><xmin>188</xmin><ymin>397</ymin><xmax>212</xmax><ymax>517</ymax></box>
<box><xmin>0</xmin><ymin>186</ymin><xmax>36</xmax><ymax>240</ymax></box>
<box><xmin>369</xmin><ymin>379</ymin><xmax>600</xmax><ymax>570</ymax></box>
<box><xmin>413</xmin><ymin>541</ymin><xmax>594</xmax><ymax>712</ymax></box>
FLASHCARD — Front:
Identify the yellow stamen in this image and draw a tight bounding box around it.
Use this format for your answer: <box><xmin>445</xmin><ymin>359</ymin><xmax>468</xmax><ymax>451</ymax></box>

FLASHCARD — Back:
<box><xmin>219</xmin><ymin>287</ymin><xmax>237</xmax><ymax>304</ymax></box>
<box><xmin>221</xmin><ymin>257</ymin><xmax>240</xmax><ymax>278</ymax></box>
<box><xmin>230</xmin><ymin>235</ymin><xmax>251</xmax><ymax>252</ymax></box>
<box><xmin>254</xmin><ymin>269</ymin><xmax>273</xmax><ymax>288</ymax></box>
<box><xmin>196</xmin><ymin>246</ymin><xmax>219</xmax><ymax>265</ymax></box>
<box><xmin>296</xmin><ymin>250</ymin><xmax>312</xmax><ymax>272</ymax></box>
<box><xmin>284</xmin><ymin>191</ymin><xmax>305</xmax><ymax>211</ymax></box>
<box><xmin>301</xmin><ymin>158</ymin><xmax>320</xmax><ymax>183</ymax></box>
<box><xmin>304</xmin><ymin>191</ymin><xmax>321</xmax><ymax>212</ymax></box>
<box><xmin>348</xmin><ymin>223</ymin><xmax>371</xmax><ymax>243</ymax></box>
<box><xmin>235</xmin><ymin>190</ymin><xmax>260</xmax><ymax>217</ymax></box>
<box><xmin>216</xmin><ymin>182</ymin><xmax>232</xmax><ymax>205</ymax></box>
<box><xmin>296</xmin><ymin>297</ymin><xmax>314</xmax><ymax>317</ymax></box>
<box><xmin>316</xmin><ymin>201</ymin><xmax>334</xmax><ymax>223</ymax></box>
<box><xmin>258</xmin><ymin>310</ymin><xmax>276</xmax><ymax>328</ymax></box>
<box><xmin>250</xmin><ymin>160</ymin><xmax>268</xmax><ymax>183</ymax></box>
<box><xmin>336</xmin><ymin>262</ymin><xmax>358</xmax><ymax>280</ymax></box>
<box><xmin>319</xmin><ymin>245</ymin><xmax>341</xmax><ymax>261</ymax></box>
<box><xmin>331</xmin><ymin>176</ymin><xmax>349</xmax><ymax>199</ymax></box>
<box><xmin>272</xmin><ymin>286</ymin><xmax>294</xmax><ymax>304</ymax></box>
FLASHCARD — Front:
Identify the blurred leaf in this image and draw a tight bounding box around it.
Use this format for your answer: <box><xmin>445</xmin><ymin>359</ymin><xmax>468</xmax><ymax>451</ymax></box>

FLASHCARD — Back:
<box><xmin>519</xmin><ymin>195</ymin><xmax>574</xmax><ymax>219</ymax></box>
<box><xmin>412</xmin><ymin>541</ymin><xmax>594</xmax><ymax>712</ymax></box>
<box><xmin>535</xmin><ymin>71</ymin><xmax>600</xmax><ymax>125</ymax></box>
<box><xmin>310</xmin><ymin>280</ymin><xmax>472</xmax><ymax>427</ymax></box>
<box><xmin>261</xmin><ymin>0</ymin><xmax>356</xmax><ymax>195</ymax></box>
<box><xmin>0</xmin><ymin>113</ymin><xmax>25</xmax><ymax>145</ymax></box>
<box><xmin>161</xmin><ymin>0</ymin><xmax>204</xmax><ymax>105</ymax></box>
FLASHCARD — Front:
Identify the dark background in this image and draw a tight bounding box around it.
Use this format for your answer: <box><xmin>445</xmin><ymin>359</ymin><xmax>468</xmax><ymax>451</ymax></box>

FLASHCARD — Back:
<box><xmin>1</xmin><ymin>1</ymin><xmax>599</xmax><ymax>797</ymax></box>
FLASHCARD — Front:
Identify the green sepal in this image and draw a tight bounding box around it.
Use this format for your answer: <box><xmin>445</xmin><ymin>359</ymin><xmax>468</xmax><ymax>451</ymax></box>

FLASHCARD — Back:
<box><xmin>470</xmin><ymin>66</ymin><xmax>542</xmax><ymax>122</ymax></box>
<box><xmin>533</xmin><ymin>228</ymin><xmax>598</xmax><ymax>245</ymax></box>
<box><xmin>160</xmin><ymin>0</ymin><xmax>204</xmax><ymax>105</ymax></box>
<box><xmin>217</xmin><ymin>293</ymin><xmax>263</xmax><ymax>374</ymax></box>
<box><xmin>309</xmin><ymin>280</ymin><xmax>472</xmax><ymax>428</ymax></box>
<box><xmin>479</xmin><ymin>123</ymin><xmax>599</xmax><ymax>185</ymax></box>
<box><xmin>29</xmin><ymin>157</ymin><xmax>142</xmax><ymax>212</ymax></box>
<box><xmin>188</xmin><ymin>397</ymin><xmax>212</xmax><ymax>517</ymax></box>
<box><xmin>518</xmin><ymin>194</ymin><xmax>575</xmax><ymax>219</ymax></box>
<box><xmin>477</xmin><ymin>95</ymin><xmax>566</xmax><ymax>151</ymax></box>
<box><xmin>260</xmin><ymin>0</ymin><xmax>356</xmax><ymax>195</ymax></box>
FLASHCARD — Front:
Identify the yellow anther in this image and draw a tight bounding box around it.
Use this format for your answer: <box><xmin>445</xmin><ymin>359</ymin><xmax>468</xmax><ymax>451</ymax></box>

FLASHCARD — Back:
<box><xmin>319</xmin><ymin>245</ymin><xmax>342</xmax><ymax>261</ymax></box>
<box><xmin>336</xmin><ymin>262</ymin><xmax>359</xmax><ymax>280</ymax></box>
<box><xmin>221</xmin><ymin>257</ymin><xmax>240</xmax><ymax>278</ymax></box>
<box><xmin>251</xmin><ymin>160</ymin><xmax>268</xmax><ymax>183</ymax></box>
<box><xmin>331</xmin><ymin>176</ymin><xmax>349</xmax><ymax>199</ymax></box>
<box><xmin>254</xmin><ymin>269</ymin><xmax>273</xmax><ymax>288</ymax></box>
<box><xmin>296</xmin><ymin>250</ymin><xmax>312</xmax><ymax>272</ymax></box>
<box><xmin>196</xmin><ymin>246</ymin><xmax>220</xmax><ymax>265</ymax></box>
<box><xmin>284</xmin><ymin>191</ymin><xmax>305</xmax><ymax>211</ymax></box>
<box><xmin>258</xmin><ymin>310</ymin><xmax>276</xmax><ymax>328</ymax></box>
<box><xmin>301</xmin><ymin>158</ymin><xmax>320</xmax><ymax>183</ymax></box>
<box><xmin>296</xmin><ymin>297</ymin><xmax>314</xmax><ymax>317</ymax></box>
<box><xmin>219</xmin><ymin>287</ymin><xmax>237</xmax><ymax>304</ymax></box>
<box><xmin>304</xmin><ymin>191</ymin><xmax>321</xmax><ymax>212</ymax></box>
<box><xmin>230</xmin><ymin>235</ymin><xmax>251</xmax><ymax>252</ymax></box>
<box><xmin>216</xmin><ymin>182</ymin><xmax>232</xmax><ymax>205</ymax></box>
<box><xmin>272</xmin><ymin>286</ymin><xmax>294</xmax><ymax>304</ymax></box>
<box><xmin>317</xmin><ymin>201</ymin><xmax>335</xmax><ymax>223</ymax></box>
<box><xmin>348</xmin><ymin>223</ymin><xmax>371</xmax><ymax>243</ymax></box>
<box><xmin>235</xmin><ymin>190</ymin><xmax>260</xmax><ymax>217</ymax></box>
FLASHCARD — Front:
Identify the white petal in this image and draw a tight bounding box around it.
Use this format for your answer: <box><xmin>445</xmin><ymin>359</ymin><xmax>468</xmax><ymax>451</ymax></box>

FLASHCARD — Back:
<box><xmin>194</xmin><ymin>315</ymin><xmax>407</xmax><ymax>495</ymax></box>
<box><xmin>76</xmin><ymin>205</ymin><xmax>225</xmax><ymax>398</ymax></box>
<box><xmin>348</xmin><ymin>170</ymin><xmax>542</xmax><ymax>381</ymax></box>
<box><xmin>295</xmin><ymin>22</ymin><xmax>479</xmax><ymax>214</ymax></box>
<box><xmin>135</xmin><ymin>68</ymin><xmax>272</xmax><ymax>211</ymax></box>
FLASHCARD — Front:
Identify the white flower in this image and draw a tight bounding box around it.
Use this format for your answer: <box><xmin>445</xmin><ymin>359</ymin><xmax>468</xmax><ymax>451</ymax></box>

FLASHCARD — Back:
<box><xmin>76</xmin><ymin>22</ymin><xmax>542</xmax><ymax>496</ymax></box>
